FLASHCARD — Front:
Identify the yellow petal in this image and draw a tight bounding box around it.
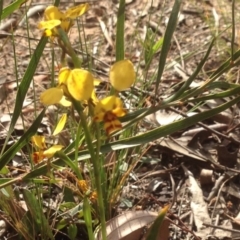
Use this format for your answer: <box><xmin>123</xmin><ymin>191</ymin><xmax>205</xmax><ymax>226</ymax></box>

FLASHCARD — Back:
<box><xmin>59</xmin><ymin>95</ymin><xmax>72</xmax><ymax>107</ymax></box>
<box><xmin>38</xmin><ymin>19</ymin><xmax>61</xmax><ymax>30</ymax></box>
<box><xmin>93</xmin><ymin>78</ymin><xmax>102</xmax><ymax>86</ymax></box>
<box><xmin>44</xmin><ymin>29</ymin><xmax>53</xmax><ymax>37</ymax></box>
<box><xmin>53</xmin><ymin>114</ymin><xmax>67</xmax><ymax>136</ymax></box>
<box><xmin>68</xmin><ymin>69</ymin><xmax>94</xmax><ymax>101</ymax></box>
<box><xmin>65</xmin><ymin>3</ymin><xmax>89</xmax><ymax>19</ymax></box>
<box><xmin>61</xmin><ymin>20</ymin><xmax>73</xmax><ymax>32</ymax></box>
<box><xmin>58</xmin><ymin>67</ymin><xmax>72</xmax><ymax>85</ymax></box>
<box><xmin>40</xmin><ymin>88</ymin><xmax>63</xmax><ymax>106</ymax></box>
<box><xmin>44</xmin><ymin>6</ymin><xmax>72</xmax><ymax>32</ymax></box>
<box><xmin>109</xmin><ymin>59</ymin><xmax>136</xmax><ymax>91</ymax></box>
<box><xmin>96</xmin><ymin>96</ymin><xmax>123</xmax><ymax>112</ymax></box>
<box><xmin>78</xmin><ymin>180</ymin><xmax>88</xmax><ymax>193</ymax></box>
<box><xmin>90</xmin><ymin>191</ymin><xmax>97</xmax><ymax>202</ymax></box>
<box><xmin>94</xmin><ymin>96</ymin><xmax>125</xmax><ymax>121</ymax></box>
<box><xmin>31</xmin><ymin>135</ymin><xmax>46</xmax><ymax>149</ymax></box>
<box><xmin>44</xmin><ymin>145</ymin><xmax>64</xmax><ymax>158</ymax></box>
<box><xmin>112</xmin><ymin>107</ymin><xmax>127</xmax><ymax>117</ymax></box>
<box><xmin>44</xmin><ymin>6</ymin><xmax>64</xmax><ymax>21</ymax></box>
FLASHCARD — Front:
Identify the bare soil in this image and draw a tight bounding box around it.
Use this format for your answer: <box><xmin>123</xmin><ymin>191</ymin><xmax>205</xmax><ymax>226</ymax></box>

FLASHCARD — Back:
<box><xmin>1</xmin><ymin>0</ymin><xmax>240</xmax><ymax>239</ymax></box>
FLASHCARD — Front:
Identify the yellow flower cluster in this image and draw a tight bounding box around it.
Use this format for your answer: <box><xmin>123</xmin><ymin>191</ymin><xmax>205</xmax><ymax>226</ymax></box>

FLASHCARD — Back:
<box><xmin>31</xmin><ymin>135</ymin><xmax>63</xmax><ymax>164</ymax></box>
<box><xmin>38</xmin><ymin>4</ymin><xmax>89</xmax><ymax>36</ymax></box>
<box><xmin>39</xmin><ymin>5</ymin><xmax>136</xmax><ymax>136</ymax></box>
<box><xmin>78</xmin><ymin>180</ymin><xmax>97</xmax><ymax>202</ymax></box>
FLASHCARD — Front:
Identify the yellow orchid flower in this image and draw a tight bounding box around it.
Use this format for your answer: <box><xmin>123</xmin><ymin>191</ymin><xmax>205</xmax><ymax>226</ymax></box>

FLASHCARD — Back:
<box><xmin>110</xmin><ymin>59</ymin><xmax>136</xmax><ymax>91</ymax></box>
<box><xmin>38</xmin><ymin>3</ymin><xmax>89</xmax><ymax>36</ymax></box>
<box><xmin>59</xmin><ymin>67</ymin><xmax>94</xmax><ymax>101</ymax></box>
<box><xmin>78</xmin><ymin>180</ymin><xmax>89</xmax><ymax>193</ymax></box>
<box><xmin>38</xmin><ymin>19</ymin><xmax>61</xmax><ymax>36</ymax></box>
<box><xmin>94</xmin><ymin>96</ymin><xmax>126</xmax><ymax>135</ymax></box>
<box><xmin>78</xmin><ymin>180</ymin><xmax>97</xmax><ymax>202</ymax></box>
<box><xmin>31</xmin><ymin>135</ymin><xmax>63</xmax><ymax>164</ymax></box>
<box><xmin>31</xmin><ymin>135</ymin><xmax>47</xmax><ymax>149</ymax></box>
<box><xmin>40</xmin><ymin>67</ymin><xmax>94</xmax><ymax>106</ymax></box>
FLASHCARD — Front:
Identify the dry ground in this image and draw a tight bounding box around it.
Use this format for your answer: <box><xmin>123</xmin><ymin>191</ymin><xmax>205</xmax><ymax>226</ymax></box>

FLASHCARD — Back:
<box><xmin>1</xmin><ymin>0</ymin><xmax>240</xmax><ymax>239</ymax></box>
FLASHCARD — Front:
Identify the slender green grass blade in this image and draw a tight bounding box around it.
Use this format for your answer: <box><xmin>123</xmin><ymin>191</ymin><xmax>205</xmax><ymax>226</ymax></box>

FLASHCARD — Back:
<box><xmin>0</xmin><ymin>109</ymin><xmax>45</xmax><ymax>169</ymax></box>
<box><xmin>1</xmin><ymin>0</ymin><xmax>61</xmax><ymax>155</ymax></box>
<box><xmin>24</xmin><ymin>95</ymin><xmax>240</xmax><ymax>179</ymax></box>
<box><xmin>209</xmin><ymin>48</ymin><xmax>240</xmax><ymax>80</ymax></box>
<box><xmin>165</xmin><ymin>38</ymin><xmax>215</xmax><ymax>103</ymax></box>
<box><xmin>0</xmin><ymin>0</ymin><xmax>3</xmax><ymax>22</ymax></box>
<box><xmin>1</xmin><ymin>37</ymin><xmax>48</xmax><ymax>155</ymax></box>
<box><xmin>231</xmin><ymin>0</ymin><xmax>235</xmax><ymax>61</ymax></box>
<box><xmin>68</xmin><ymin>224</ymin><xmax>77</xmax><ymax>240</ymax></box>
<box><xmin>23</xmin><ymin>189</ymin><xmax>54</xmax><ymax>240</ymax></box>
<box><xmin>83</xmin><ymin>197</ymin><xmax>94</xmax><ymax>240</ymax></box>
<box><xmin>116</xmin><ymin>0</ymin><xmax>125</xmax><ymax>61</ymax></box>
<box><xmin>0</xmin><ymin>0</ymin><xmax>27</xmax><ymax>20</ymax></box>
<box><xmin>155</xmin><ymin>0</ymin><xmax>182</xmax><ymax>96</ymax></box>
<box><xmin>55</xmin><ymin>151</ymin><xmax>82</xmax><ymax>179</ymax></box>
<box><xmin>187</xmin><ymin>86</ymin><xmax>240</xmax><ymax>103</ymax></box>
<box><xmin>1</xmin><ymin>0</ymin><xmax>60</xmax><ymax>20</ymax></box>
<box><xmin>173</xmin><ymin>48</ymin><xmax>240</xmax><ymax>103</ymax></box>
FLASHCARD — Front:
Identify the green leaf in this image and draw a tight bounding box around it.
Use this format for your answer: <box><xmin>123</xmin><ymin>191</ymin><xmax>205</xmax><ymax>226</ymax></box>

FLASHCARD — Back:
<box><xmin>83</xmin><ymin>197</ymin><xmax>94</xmax><ymax>240</ymax></box>
<box><xmin>144</xmin><ymin>28</ymin><xmax>155</xmax><ymax>65</ymax></box>
<box><xmin>0</xmin><ymin>0</ymin><xmax>27</xmax><ymax>20</ymax></box>
<box><xmin>0</xmin><ymin>186</ymin><xmax>14</xmax><ymax>198</ymax></box>
<box><xmin>165</xmin><ymin>37</ymin><xmax>215</xmax><ymax>103</ymax></box>
<box><xmin>0</xmin><ymin>109</ymin><xmax>45</xmax><ymax>169</ymax></box>
<box><xmin>144</xmin><ymin>28</ymin><xmax>163</xmax><ymax>68</ymax></box>
<box><xmin>0</xmin><ymin>166</ymin><xmax>9</xmax><ymax>175</ymax></box>
<box><xmin>1</xmin><ymin>37</ymin><xmax>48</xmax><ymax>155</ymax></box>
<box><xmin>23</xmin><ymin>94</ymin><xmax>240</xmax><ymax>179</ymax></box>
<box><xmin>0</xmin><ymin>0</ymin><xmax>61</xmax><ymax>20</ymax></box>
<box><xmin>1</xmin><ymin>0</ymin><xmax>61</xmax><ymax>154</ymax></box>
<box><xmin>21</xmin><ymin>211</ymin><xmax>35</xmax><ymax>239</ymax></box>
<box><xmin>155</xmin><ymin>0</ymin><xmax>182</xmax><ymax>96</ymax></box>
<box><xmin>23</xmin><ymin>189</ymin><xmax>54</xmax><ymax>240</ymax></box>
<box><xmin>56</xmin><ymin>218</ymin><xmax>68</xmax><ymax>230</ymax></box>
<box><xmin>55</xmin><ymin>151</ymin><xmax>82</xmax><ymax>179</ymax></box>
<box><xmin>68</xmin><ymin>224</ymin><xmax>78</xmax><ymax>240</ymax></box>
<box><xmin>152</xmin><ymin>37</ymin><xmax>163</xmax><ymax>52</ymax></box>
<box><xmin>0</xmin><ymin>0</ymin><xmax>3</xmax><ymax>22</ymax></box>
<box><xmin>116</xmin><ymin>0</ymin><xmax>125</xmax><ymax>61</ymax></box>
<box><xmin>63</xmin><ymin>187</ymin><xmax>75</xmax><ymax>203</ymax></box>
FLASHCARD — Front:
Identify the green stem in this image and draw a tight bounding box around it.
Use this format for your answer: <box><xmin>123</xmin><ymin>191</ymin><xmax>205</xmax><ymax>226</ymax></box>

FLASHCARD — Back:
<box><xmin>73</xmin><ymin>102</ymin><xmax>107</xmax><ymax>240</ymax></box>
<box><xmin>116</xmin><ymin>0</ymin><xmax>125</xmax><ymax>61</ymax></box>
<box><xmin>57</xmin><ymin>28</ymin><xmax>82</xmax><ymax>68</ymax></box>
<box><xmin>57</xmin><ymin>28</ymin><xmax>107</xmax><ymax>240</ymax></box>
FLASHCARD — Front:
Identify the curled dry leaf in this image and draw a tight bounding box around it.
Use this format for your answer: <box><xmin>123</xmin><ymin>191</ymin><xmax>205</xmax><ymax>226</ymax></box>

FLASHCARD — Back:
<box><xmin>96</xmin><ymin>211</ymin><xmax>158</xmax><ymax>240</ymax></box>
<box><xmin>19</xmin><ymin>5</ymin><xmax>46</xmax><ymax>26</ymax></box>
<box><xmin>0</xmin><ymin>220</ymin><xmax>6</xmax><ymax>237</ymax></box>
<box><xmin>217</xmin><ymin>140</ymin><xmax>239</xmax><ymax>167</ymax></box>
<box><xmin>199</xmin><ymin>169</ymin><xmax>215</xmax><ymax>185</ymax></box>
<box><xmin>182</xmin><ymin>165</ymin><xmax>211</xmax><ymax>238</ymax></box>
<box><xmin>0</xmin><ymin>19</ymin><xmax>17</xmax><ymax>31</ymax></box>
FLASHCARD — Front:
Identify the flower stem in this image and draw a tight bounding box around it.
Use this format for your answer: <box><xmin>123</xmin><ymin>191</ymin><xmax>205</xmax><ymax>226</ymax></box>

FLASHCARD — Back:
<box><xmin>57</xmin><ymin>28</ymin><xmax>82</xmax><ymax>68</ymax></box>
<box><xmin>57</xmin><ymin>28</ymin><xmax>107</xmax><ymax>240</ymax></box>
<box><xmin>73</xmin><ymin>101</ymin><xmax>107</xmax><ymax>240</ymax></box>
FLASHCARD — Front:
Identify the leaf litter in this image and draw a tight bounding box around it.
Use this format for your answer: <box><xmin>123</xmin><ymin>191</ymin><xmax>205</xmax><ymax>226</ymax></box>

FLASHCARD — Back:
<box><xmin>1</xmin><ymin>0</ymin><xmax>240</xmax><ymax>239</ymax></box>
